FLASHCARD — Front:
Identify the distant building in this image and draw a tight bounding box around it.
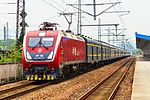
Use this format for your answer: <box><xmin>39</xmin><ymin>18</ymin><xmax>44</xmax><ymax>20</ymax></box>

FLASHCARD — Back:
<box><xmin>136</xmin><ymin>32</ymin><xmax>150</xmax><ymax>57</ymax></box>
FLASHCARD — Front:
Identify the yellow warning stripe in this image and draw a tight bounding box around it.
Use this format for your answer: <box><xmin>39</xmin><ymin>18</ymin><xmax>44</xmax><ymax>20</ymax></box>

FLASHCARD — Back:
<box><xmin>87</xmin><ymin>53</ymin><xmax>116</xmax><ymax>57</ymax></box>
<box><xmin>26</xmin><ymin>75</ymin><xmax>55</xmax><ymax>81</ymax></box>
<box><xmin>87</xmin><ymin>43</ymin><xmax>101</xmax><ymax>48</ymax></box>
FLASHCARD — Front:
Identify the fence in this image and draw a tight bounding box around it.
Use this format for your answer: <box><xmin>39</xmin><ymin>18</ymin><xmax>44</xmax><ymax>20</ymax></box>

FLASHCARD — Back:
<box><xmin>0</xmin><ymin>62</ymin><xmax>23</xmax><ymax>84</ymax></box>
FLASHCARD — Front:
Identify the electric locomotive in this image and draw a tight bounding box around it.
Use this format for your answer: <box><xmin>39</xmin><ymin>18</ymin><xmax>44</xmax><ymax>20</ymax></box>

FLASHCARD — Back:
<box><xmin>22</xmin><ymin>22</ymin><xmax>130</xmax><ymax>81</ymax></box>
<box><xmin>22</xmin><ymin>22</ymin><xmax>86</xmax><ymax>80</ymax></box>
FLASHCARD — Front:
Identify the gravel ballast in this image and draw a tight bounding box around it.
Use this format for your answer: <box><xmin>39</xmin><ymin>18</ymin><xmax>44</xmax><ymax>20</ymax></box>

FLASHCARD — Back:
<box><xmin>13</xmin><ymin>58</ymin><xmax>133</xmax><ymax>100</ymax></box>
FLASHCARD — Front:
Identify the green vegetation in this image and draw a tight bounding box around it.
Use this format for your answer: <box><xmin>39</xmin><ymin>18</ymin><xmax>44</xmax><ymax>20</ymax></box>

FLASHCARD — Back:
<box><xmin>0</xmin><ymin>45</ymin><xmax>22</xmax><ymax>63</ymax></box>
<box><xmin>0</xmin><ymin>39</ymin><xmax>22</xmax><ymax>63</ymax></box>
<box><xmin>0</xmin><ymin>39</ymin><xmax>16</xmax><ymax>50</ymax></box>
<box><xmin>132</xmin><ymin>48</ymin><xmax>143</xmax><ymax>55</ymax></box>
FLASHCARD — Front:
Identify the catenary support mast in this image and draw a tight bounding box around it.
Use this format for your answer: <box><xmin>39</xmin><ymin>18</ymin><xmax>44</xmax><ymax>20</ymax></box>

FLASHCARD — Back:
<box><xmin>16</xmin><ymin>0</ymin><xmax>27</xmax><ymax>44</ymax></box>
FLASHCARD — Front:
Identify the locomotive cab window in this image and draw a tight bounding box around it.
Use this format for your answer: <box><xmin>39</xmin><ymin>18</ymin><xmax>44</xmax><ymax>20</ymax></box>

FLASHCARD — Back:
<box><xmin>28</xmin><ymin>37</ymin><xmax>40</xmax><ymax>47</ymax></box>
<box><xmin>28</xmin><ymin>37</ymin><xmax>54</xmax><ymax>47</ymax></box>
<box><xmin>42</xmin><ymin>37</ymin><xmax>54</xmax><ymax>47</ymax></box>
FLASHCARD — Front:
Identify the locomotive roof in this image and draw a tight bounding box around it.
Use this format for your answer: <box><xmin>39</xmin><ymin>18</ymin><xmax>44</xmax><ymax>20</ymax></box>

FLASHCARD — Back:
<box><xmin>82</xmin><ymin>36</ymin><xmax>100</xmax><ymax>45</ymax></box>
<box><xmin>81</xmin><ymin>36</ymin><xmax>112</xmax><ymax>47</ymax></box>
<box><xmin>61</xmin><ymin>31</ymin><xmax>85</xmax><ymax>42</ymax></box>
<box><xmin>26</xmin><ymin>30</ymin><xmax>85</xmax><ymax>42</ymax></box>
<box><xmin>81</xmin><ymin>35</ymin><xmax>128</xmax><ymax>52</ymax></box>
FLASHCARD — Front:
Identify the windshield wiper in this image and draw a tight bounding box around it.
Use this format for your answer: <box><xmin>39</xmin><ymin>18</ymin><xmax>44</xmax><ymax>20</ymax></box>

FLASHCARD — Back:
<box><xmin>32</xmin><ymin>41</ymin><xmax>40</xmax><ymax>50</ymax></box>
<box><xmin>40</xmin><ymin>42</ymin><xmax>48</xmax><ymax>50</ymax></box>
<box><xmin>31</xmin><ymin>41</ymin><xmax>48</xmax><ymax>50</ymax></box>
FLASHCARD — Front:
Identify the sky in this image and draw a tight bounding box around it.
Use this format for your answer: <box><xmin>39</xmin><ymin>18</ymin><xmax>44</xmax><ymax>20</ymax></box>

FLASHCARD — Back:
<box><xmin>0</xmin><ymin>0</ymin><xmax>150</xmax><ymax>47</ymax></box>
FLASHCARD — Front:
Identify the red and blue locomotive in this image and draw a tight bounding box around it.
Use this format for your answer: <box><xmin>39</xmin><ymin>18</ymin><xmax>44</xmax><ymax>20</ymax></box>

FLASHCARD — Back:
<box><xmin>22</xmin><ymin>22</ymin><xmax>86</xmax><ymax>80</ymax></box>
<box><xmin>22</xmin><ymin>22</ymin><xmax>129</xmax><ymax>80</ymax></box>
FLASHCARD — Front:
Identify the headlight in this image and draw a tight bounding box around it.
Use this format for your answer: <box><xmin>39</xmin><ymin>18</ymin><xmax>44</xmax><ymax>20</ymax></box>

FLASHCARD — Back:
<box><xmin>47</xmin><ymin>51</ymin><xmax>54</xmax><ymax>59</ymax></box>
<box><xmin>26</xmin><ymin>52</ymin><xmax>32</xmax><ymax>60</ymax></box>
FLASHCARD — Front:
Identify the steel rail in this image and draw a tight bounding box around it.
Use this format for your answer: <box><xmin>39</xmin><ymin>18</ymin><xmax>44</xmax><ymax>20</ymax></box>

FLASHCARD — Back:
<box><xmin>78</xmin><ymin>57</ymin><xmax>133</xmax><ymax>100</ymax></box>
<box><xmin>0</xmin><ymin>81</ymin><xmax>33</xmax><ymax>95</ymax></box>
<box><xmin>0</xmin><ymin>82</ymin><xmax>51</xmax><ymax>100</ymax></box>
<box><xmin>108</xmin><ymin>58</ymin><xmax>135</xmax><ymax>100</ymax></box>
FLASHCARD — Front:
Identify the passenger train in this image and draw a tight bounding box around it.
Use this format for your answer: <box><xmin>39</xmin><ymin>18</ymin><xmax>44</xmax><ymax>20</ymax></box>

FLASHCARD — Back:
<box><xmin>22</xmin><ymin>22</ymin><xmax>130</xmax><ymax>80</ymax></box>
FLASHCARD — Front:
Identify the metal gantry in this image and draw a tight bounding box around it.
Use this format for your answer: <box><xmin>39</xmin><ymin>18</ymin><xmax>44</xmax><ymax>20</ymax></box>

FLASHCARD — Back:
<box><xmin>15</xmin><ymin>0</ymin><xmax>129</xmax><ymax>49</ymax></box>
<box><xmin>59</xmin><ymin>13</ymin><xmax>74</xmax><ymax>31</ymax></box>
<box><xmin>77</xmin><ymin>0</ymin><xmax>82</xmax><ymax>35</ymax></box>
<box><xmin>67</xmin><ymin>1</ymin><xmax>122</xmax><ymax>36</ymax></box>
<box><xmin>98</xmin><ymin>18</ymin><xmax>101</xmax><ymax>41</ymax></box>
<box><xmin>16</xmin><ymin>0</ymin><xmax>27</xmax><ymax>43</ymax></box>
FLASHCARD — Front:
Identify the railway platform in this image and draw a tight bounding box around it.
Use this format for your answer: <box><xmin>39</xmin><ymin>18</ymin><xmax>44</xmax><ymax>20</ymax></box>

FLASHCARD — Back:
<box><xmin>132</xmin><ymin>56</ymin><xmax>150</xmax><ymax>100</ymax></box>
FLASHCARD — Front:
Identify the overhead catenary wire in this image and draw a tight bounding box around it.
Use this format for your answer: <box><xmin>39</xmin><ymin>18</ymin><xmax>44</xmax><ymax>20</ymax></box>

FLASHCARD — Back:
<box><xmin>108</xmin><ymin>0</ymin><xmax>126</xmax><ymax>29</ymax></box>
<box><xmin>0</xmin><ymin>0</ymin><xmax>128</xmax><ymax>46</ymax></box>
<box><xmin>41</xmin><ymin>0</ymin><xmax>77</xmax><ymax>26</ymax></box>
<box><xmin>41</xmin><ymin>0</ymin><xmax>97</xmax><ymax>34</ymax></box>
<box><xmin>0</xmin><ymin>1</ymin><xmax>16</xmax><ymax>27</ymax></box>
<box><xmin>16</xmin><ymin>1</ymin><xmax>125</xmax><ymax>36</ymax></box>
<box><xmin>42</xmin><ymin>0</ymin><xmax>63</xmax><ymax>12</ymax></box>
<box><xmin>29</xmin><ymin>0</ymin><xmax>71</xmax><ymax>28</ymax></box>
<box><xmin>35</xmin><ymin>0</ymin><xmax>126</xmax><ymax>39</ymax></box>
<box><xmin>51</xmin><ymin>0</ymin><xmax>66</xmax><ymax>11</ymax></box>
<box><xmin>108</xmin><ymin>0</ymin><xmax>129</xmax><ymax>48</ymax></box>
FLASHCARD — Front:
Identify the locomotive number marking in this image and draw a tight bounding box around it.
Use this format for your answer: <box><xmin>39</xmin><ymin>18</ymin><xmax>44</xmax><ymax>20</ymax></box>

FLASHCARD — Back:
<box><xmin>72</xmin><ymin>47</ymin><xmax>77</xmax><ymax>55</ymax></box>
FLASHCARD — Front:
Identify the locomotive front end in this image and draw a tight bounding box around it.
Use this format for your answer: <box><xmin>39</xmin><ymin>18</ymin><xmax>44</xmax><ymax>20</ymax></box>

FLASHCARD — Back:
<box><xmin>22</xmin><ymin>30</ymin><xmax>62</xmax><ymax>81</ymax></box>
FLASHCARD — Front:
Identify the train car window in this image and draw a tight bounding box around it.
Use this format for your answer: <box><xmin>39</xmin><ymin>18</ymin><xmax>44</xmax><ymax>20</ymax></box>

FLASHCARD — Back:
<box><xmin>98</xmin><ymin>46</ymin><xmax>101</xmax><ymax>60</ymax></box>
<box><xmin>96</xmin><ymin>47</ymin><xmax>98</xmax><ymax>59</ymax></box>
<box><xmin>92</xmin><ymin>46</ymin><xmax>94</xmax><ymax>60</ymax></box>
<box><xmin>98</xmin><ymin>46</ymin><xmax>101</xmax><ymax>53</ymax></box>
<box><xmin>28</xmin><ymin>37</ymin><xmax>40</xmax><ymax>47</ymax></box>
<box><xmin>106</xmin><ymin>48</ymin><xmax>108</xmax><ymax>58</ymax></box>
<box><xmin>42</xmin><ymin>37</ymin><xmax>54</xmax><ymax>47</ymax></box>
<box><xmin>87</xmin><ymin>45</ymin><xmax>92</xmax><ymax>60</ymax></box>
<box><xmin>88</xmin><ymin>46</ymin><xmax>92</xmax><ymax>54</ymax></box>
<box><xmin>93</xmin><ymin>46</ymin><xmax>97</xmax><ymax>60</ymax></box>
<box><xmin>105</xmin><ymin>48</ymin><xmax>106</xmax><ymax>58</ymax></box>
<box><xmin>103</xmin><ymin>47</ymin><xmax>105</xmax><ymax>54</ymax></box>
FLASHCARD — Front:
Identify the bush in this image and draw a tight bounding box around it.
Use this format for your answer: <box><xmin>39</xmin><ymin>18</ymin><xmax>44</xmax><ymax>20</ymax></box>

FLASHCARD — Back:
<box><xmin>0</xmin><ymin>45</ymin><xmax>22</xmax><ymax>63</ymax></box>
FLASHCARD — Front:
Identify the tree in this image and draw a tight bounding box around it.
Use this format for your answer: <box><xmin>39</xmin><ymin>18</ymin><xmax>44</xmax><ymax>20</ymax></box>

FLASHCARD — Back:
<box><xmin>0</xmin><ymin>44</ymin><xmax>22</xmax><ymax>63</ymax></box>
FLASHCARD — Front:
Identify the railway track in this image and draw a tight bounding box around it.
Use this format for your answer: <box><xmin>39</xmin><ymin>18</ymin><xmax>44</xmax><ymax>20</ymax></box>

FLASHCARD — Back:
<box><xmin>78</xmin><ymin>57</ymin><xmax>135</xmax><ymax>100</ymax></box>
<box><xmin>0</xmin><ymin>81</ymin><xmax>33</xmax><ymax>94</ymax></box>
<box><xmin>0</xmin><ymin>81</ymin><xmax>51</xmax><ymax>100</ymax></box>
